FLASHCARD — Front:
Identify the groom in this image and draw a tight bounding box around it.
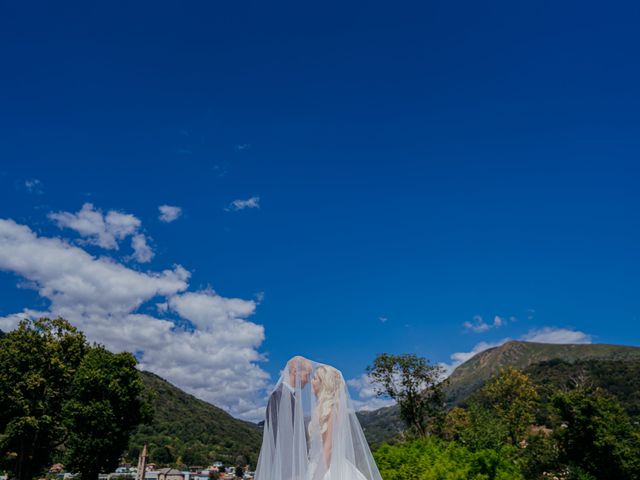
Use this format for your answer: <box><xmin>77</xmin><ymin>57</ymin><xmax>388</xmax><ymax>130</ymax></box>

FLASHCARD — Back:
<box><xmin>265</xmin><ymin>355</ymin><xmax>312</xmax><ymax>447</ymax></box>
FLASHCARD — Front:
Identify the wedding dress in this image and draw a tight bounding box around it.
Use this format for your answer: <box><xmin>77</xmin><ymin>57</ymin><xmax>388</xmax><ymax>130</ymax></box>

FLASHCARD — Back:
<box><xmin>255</xmin><ymin>356</ymin><xmax>382</xmax><ymax>480</ymax></box>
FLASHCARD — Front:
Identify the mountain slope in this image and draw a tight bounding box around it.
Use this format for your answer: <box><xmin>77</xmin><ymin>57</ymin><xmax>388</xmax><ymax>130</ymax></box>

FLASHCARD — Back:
<box><xmin>447</xmin><ymin>340</ymin><xmax>640</xmax><ymax>405</ymax></box>
<box><xmin>128</xmin><ymin>371</ymin><xmax>262</xmax><ymax>466</ymax></box>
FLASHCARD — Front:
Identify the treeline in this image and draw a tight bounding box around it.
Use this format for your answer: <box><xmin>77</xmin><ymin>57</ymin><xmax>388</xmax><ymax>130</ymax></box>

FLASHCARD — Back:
<box><xmin>367</xmin><ymin>354</ymin><xmax>640</xmax><ymax>480</ymax></box>
<box><xmin>0</xmin><ymin>318</ymin><xmax>151</xmax><ymax>480</ymax></box>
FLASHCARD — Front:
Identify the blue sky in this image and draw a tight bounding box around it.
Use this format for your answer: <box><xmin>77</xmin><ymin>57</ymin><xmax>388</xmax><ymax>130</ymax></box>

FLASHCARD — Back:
<box><xmin>1</xmin><ymin>1</ymin><xmax>639</xmax><ymax>419</ymax></box>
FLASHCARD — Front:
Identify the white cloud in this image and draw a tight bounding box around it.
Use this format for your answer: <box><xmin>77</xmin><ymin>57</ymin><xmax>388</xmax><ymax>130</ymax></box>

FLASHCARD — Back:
<box><xmin>347</xmin><ymin>373</ymin><xmax>396</xmax><ymax>411</ymax></box>
<box><xmin>131</xmin><ymin>234</ymin><xmax>154</xmax><ymax>263</ymax></box>
<box><xmin>463</xmin><ymin>315</ymin><xmax>490</xmax><ymax>333</ymax></box>
<box><xmin>227</xmin><ymin>196</ymin><xmax>260</xmax><ymax>211</ymax></box>
<box><xmin>24</xmin><ymin>179</ymin><xmax>43</xmax><ymax>194</ymax></box>
<box><xmin>493</xmin><ymin>315</ymin><xmax>506</xmax><ymax>327</ymax></box>
<box><xmin>463</xmin><ymin>314</ymin><xmax>510</xmax><ymax>333</ymax></box>
<box><xmin>521</xmin><ymin>327</ymin><xmax>592</xmax><ymax>344</ymax></box>
<box><xmin>158</xmin><ymin>205</ymin><xmax>182</xmax><ymax>223</ymax></box>
<box><xmin>353</xmin><ymin>397</ymin><xmax>397</xmax><ymax>412</ymax></box>
<box><xmin>0</xmin><ymin>309</ymin><xmax>47</xmax><ymax>332</ymax></box>
<box><xmin>49</xmin><ymin>203</ymin><xmax>141</xmax><ymax>250</ymax></box>
<box><xmin>441</xmin><ymin>339</ymin><xmax>510</xmax><ymax>377</ymax></box>
<box><xmin>49</xmin><ymin>203</ymin><xmax>154</xmax><ymax>264</ymax></box>
<box><xmin>0</xmin><ymin>217</ymin><xmax>270</xmax><ymax>420</ymax></box>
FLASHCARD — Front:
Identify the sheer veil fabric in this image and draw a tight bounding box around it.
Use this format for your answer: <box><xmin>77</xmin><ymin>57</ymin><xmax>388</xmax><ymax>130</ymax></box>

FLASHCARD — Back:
<box><xmin>255</xmin><ymin>356</ymin><xmax>383</xmax><ymax>480</ymax></box>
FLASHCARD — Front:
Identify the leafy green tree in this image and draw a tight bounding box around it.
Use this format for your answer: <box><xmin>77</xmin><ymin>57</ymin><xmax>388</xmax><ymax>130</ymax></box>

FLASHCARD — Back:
<box><xmin>458</xmin><ymin>403</ymin><xmax>510</xmax><ymax>452</ymax></box>
<box><xmin>0</xmin><ymin>318</ymin><xmax>87</xmax><ymax>480</ymax></box>
<box><xmin>519</xmin><ymin>430</ymin><xmax>561</xmax><ymax>480</ymax></box>
<box><xmin>481</xmin><ymin>367</ymin><xmax>539</xmax><ymax>445</ymax></box>
<box><xmin>443</xmin><ymin>407</ymin><xmax>470</xmax><ymax>442</ymax></box>
<box><xmin>63</xmin><ymin>346</ymin><xmax>152</xmax><ymax>480</ymax></box>
<box><xmin>182</xmin><ymin>444</ymin><xmax>208</xmax><ymax>465</ymax></box>
<box><xmin>367</xmin><ymin>354</ymin><xmax>447</xmax><ymax>437</ymax></box>
<box><xmin>552</xmin><ymin>386</ymin><xmax>640</xmax><ymax>479</ymax></box>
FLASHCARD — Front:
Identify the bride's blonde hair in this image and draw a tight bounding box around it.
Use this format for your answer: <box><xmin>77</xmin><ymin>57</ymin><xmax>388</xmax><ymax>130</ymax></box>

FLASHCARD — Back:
<box><xmin>314</xmin><ymin>364</ymin><xmax>343</xmax><ymax>434</ymax></box>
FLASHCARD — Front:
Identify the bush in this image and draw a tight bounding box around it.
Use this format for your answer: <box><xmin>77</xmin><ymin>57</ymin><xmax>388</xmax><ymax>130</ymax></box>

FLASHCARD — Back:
<box><xmin>374</xmin><ymin>437</ymin><xmax>524</xmax><ymax>480</ymax></box>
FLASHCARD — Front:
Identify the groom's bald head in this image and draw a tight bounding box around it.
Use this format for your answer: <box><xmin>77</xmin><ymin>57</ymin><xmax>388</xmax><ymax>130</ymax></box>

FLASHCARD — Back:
<box><xmin>287</xmin><ymin>356</ymin><xmax>312</xmax><ymax>388</ymax></box>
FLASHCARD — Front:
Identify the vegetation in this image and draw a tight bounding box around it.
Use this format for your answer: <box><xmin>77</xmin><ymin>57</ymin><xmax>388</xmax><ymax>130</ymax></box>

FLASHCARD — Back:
<box><xmin>374</xmin><ymin>437</ymin><xmax>524</xmax><ymax>480</ymax></box>
<box><xmin>367</xmin><ymin>353</ymin><xmax>447</xmax><ymax>438</ymax></box>
<box><xmin>526</xmin><ymin>358</ymin><xmax>640</xmax><ymax>419</ymax></box>
<box><xmin>371</xmin><ymin>353</ymin><xmax>640</xmax><ymax>480</ymax></box>
<box><xmin>0</xmin><ymin>318</ymin><xmax>150</xmax><ymax>480</ymax></box>
<box><xmin>359</xmin><ymin>341</ymin><xmax>640</xmax><ymax>445</ymax></box>
<box><xmin>553</xmin><ymin>386</ymin><xmax>640</xmax><ymax>479</ymax></box>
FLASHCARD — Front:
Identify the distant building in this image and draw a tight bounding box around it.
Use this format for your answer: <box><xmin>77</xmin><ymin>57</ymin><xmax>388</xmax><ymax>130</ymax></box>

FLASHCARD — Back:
<box><xmin>156</xmin><ymin>468</ymin><xmax>185</xmax><ymax>480</ymax></box>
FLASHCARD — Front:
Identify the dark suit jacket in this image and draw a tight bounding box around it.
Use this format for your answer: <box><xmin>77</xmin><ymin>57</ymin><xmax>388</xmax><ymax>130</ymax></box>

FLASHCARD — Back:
<box><xmin>265</xmin><ymin>383</ymin><xmax>296</xmax><ymax>445</ymax></box>
<box><xmin>266</xmin><ymin>384</ymin><xmax>311</xmax><ymax>446</ymax></box>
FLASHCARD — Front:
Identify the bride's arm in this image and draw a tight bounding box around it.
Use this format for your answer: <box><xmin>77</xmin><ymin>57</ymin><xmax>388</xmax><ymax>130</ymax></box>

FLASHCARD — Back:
<box><xmin>322</xmin><ymin>410</ymin><xmax>334</xmax><ymax>467</ymax></box>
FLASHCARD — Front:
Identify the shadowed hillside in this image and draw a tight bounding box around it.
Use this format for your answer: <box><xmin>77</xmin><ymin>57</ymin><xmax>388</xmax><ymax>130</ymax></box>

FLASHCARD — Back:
<box><xmin>128</xmin><ymin>371</ymin><xmax>263</xmax><ymax>465</ymax></box>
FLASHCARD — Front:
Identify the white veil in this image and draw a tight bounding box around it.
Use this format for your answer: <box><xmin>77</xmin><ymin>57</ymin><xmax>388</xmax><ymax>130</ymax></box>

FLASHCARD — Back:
<box><xmin>255</xmin><ymin>356</ymin><xmax>382</xmax><ymax>480</ymax></box>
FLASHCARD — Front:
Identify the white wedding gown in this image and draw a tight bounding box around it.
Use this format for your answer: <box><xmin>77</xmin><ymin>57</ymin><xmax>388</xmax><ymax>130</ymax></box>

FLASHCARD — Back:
<box><xmin>307</xmin><ymin>456</ymin><xmax>368</xmax><ymax>480</ymax></box>
<box><xmin>255</xmin><ymin>357</ymin><xmax>382</xmax><ymax>480</ymax></box>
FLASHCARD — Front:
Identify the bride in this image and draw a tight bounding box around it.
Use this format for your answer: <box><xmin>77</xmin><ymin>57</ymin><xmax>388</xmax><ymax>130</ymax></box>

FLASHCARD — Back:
<box><xmin>255</xmin><ymin>356</ymin><xmax>382</xmax><ymax>480</ymax></box>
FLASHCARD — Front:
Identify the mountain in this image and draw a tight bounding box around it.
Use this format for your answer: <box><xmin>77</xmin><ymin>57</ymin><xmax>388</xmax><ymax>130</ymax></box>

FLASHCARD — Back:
<box><xmin>128</xmin><ymin>371</ymin><xmax>263</xmax><ymax>466</ymax></box>
<box><xmin>446</xmin><ymin>340</ymin><xmax>640</xmax><ymax>406</ymax></box>
<box><xmin>357</xmin><ymin>341</ymin><xmax>640</xmax><ymax>446</ymax></box>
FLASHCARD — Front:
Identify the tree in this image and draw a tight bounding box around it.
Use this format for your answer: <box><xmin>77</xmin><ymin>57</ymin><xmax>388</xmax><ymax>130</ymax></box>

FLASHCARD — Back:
<box><xmin>458</xmin><ymin>402</ymin><xmax>510</xmax><ymax>452</ymax></box>
<box><xmin>481</xmin><ymin>367</ymin><xmax>539</xmax><ymax>445</ymax></box>
<box><xmin>552</xmin><ymin>386</ymin><xmax>640</xmax><ymax>479</ymax></box>
<box><xmin>63</xmin><ymin>346</ymin><xmax>152</xmax><ymax>480</ymax></box>
<box><xmin>151</xmin><ymin>445</ymin><xmax>174</xmax><ymax>464</ymax></box>
<box><xmin>0</xmin><ymin>318</ymin><xmax>87</xmax><ymax>480</ymax></box>
<box><xmin>366</xmin><ymin>353</ymin><xmax>447</xmax><ymax>437</ymax></box>
<box><xmin>443</xmin><ymin>407</ymin><xmax>470</xmax><ymax>442</ymax></box>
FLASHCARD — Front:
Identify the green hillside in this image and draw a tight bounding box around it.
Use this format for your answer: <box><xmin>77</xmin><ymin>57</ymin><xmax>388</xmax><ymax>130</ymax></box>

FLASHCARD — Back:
<box><xmin>525</xmin><ymin>357</ymin><xmax>640</xmax><ymax>419</ymax></box>
<box><xmin>127</xmin><ymin>371</ymin><xmax>263</xmax><ymax>466</ymax></box>
<box><xmin>356</xmin><ymin>405</ymin><xmax>406</xmax><ymax>448</ymax></box>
